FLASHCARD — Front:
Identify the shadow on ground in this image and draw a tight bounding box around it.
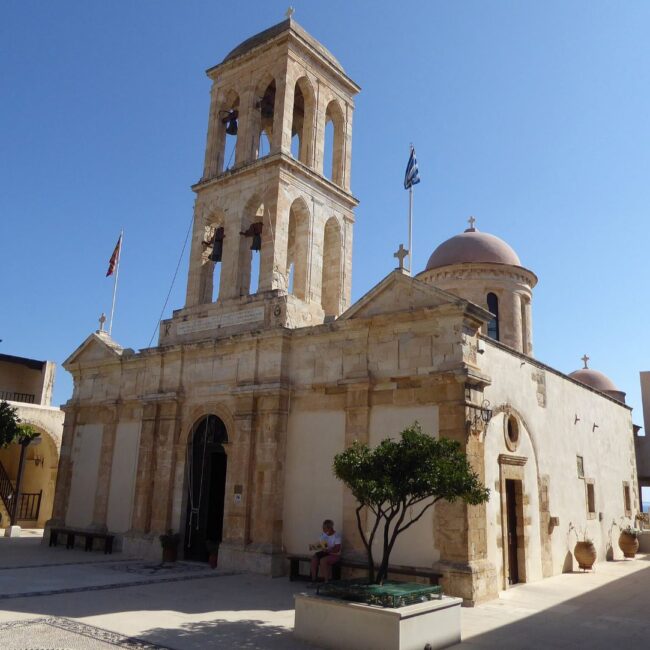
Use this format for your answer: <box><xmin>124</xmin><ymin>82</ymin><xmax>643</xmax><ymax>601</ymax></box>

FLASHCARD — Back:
<box><xmin>454</xmin><ymin>563</ymin><xmax>650</xmax><ymax>649</ymax></box>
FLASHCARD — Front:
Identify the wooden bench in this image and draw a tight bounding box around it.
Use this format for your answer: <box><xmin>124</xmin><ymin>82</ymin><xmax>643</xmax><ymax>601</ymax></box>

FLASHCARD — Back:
<box><xmin>287</xmin><ymin>554</ymin><xmax>442</xmax><ymax>585</ymax></box>
<box><xmin>49</xmin><ymin>528</ymin><xmax>114</xmax><ymax>554</ymax></box>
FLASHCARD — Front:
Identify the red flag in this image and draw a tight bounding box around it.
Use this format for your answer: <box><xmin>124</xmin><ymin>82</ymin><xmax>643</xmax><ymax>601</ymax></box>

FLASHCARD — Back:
<box><xmin>106</xmin><ymin>234</ymin><xmax>122</xmax><ymax>277</ymax></box>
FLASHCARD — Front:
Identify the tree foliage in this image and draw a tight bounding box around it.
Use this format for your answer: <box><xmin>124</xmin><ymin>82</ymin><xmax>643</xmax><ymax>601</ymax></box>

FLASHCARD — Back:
<box><xmin>0</xmin><ymin>401</ymin><xmax>39</xmax><ymax>448</ymax></box>
<box><xmin>0</xmin><ymin>400</ymin><xmax>20</xmax><ymax>448</ymax></box>
<box><xmin>333</xmin><ymin>422</ymin><xmax>490</xmax><ymax>584</ymax></box>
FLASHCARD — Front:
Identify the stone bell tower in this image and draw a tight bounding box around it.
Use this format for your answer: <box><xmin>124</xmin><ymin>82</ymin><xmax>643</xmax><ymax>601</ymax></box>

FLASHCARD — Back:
<box><xmin>160</xmin><ymin>16</ymin><xmax>360</xmax><ymax>345</ymax></box>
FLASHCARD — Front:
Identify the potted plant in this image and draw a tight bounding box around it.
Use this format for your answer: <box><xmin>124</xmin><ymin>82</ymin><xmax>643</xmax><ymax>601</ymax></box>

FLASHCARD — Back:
<box><xmin>206</xmin><ymin>540</ymin><xmax>219</xmax><ymax>568</ymax></box>
<box><xmin>159</xmin><ymin>530</ymin><xmax>180</xmax><ymax>563</ymax></box>
<box><xmin>569</xmin><ymin>524</ymin><xmax>596</xmax><ymax>570</ymax></box>
<box><xmin>618</xmin><ymin>525</ymin><xmax>641</xmax><ymax>558</ymax></box>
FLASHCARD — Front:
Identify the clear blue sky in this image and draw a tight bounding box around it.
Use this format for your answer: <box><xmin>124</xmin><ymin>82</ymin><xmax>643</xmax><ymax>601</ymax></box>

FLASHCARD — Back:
<box><xmin>2</xmin><ymin>1</ymin><xmax>649</xmax><ymax>424</ymax></box>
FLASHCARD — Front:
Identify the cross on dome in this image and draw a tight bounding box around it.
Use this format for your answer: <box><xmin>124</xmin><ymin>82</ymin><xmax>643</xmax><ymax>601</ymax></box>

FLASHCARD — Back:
<box><xmin>467</xmin><ymin>216</ymin><xmax>476</xmax><ymax>231</ymax></box>
<box><xmin>581</xmin><ymin>354</ymin><xmax>590</xmax><ymax>369</ymax></box>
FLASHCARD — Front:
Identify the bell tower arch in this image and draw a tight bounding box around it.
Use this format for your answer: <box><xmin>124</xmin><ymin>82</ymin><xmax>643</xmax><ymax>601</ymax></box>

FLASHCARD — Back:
<box><xmin>164</xmin><ymin>17</ymin><xmax>359</xmax><ymax>345</ymax></box>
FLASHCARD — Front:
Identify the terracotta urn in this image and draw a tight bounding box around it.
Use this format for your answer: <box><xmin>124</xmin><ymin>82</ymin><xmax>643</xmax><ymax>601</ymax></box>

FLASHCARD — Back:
<box><xmin>618</xmin><ymin>531</ymin><xmax>639</xmax><ymax>559</ymax></box>
<box><xmin>574</xmin><ymin>540</ymin><xmax>597</xmax><ymax>570</ymax></box>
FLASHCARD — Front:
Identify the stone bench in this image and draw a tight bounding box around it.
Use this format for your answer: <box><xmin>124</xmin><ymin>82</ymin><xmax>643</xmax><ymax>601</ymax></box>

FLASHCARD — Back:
<box><xmin>49</xmin><ymin>528</ymin><xmax>114</xmax><ymax>554</ymax></box>
<box><xmin>287</xmin><ymin>553</ymin><xmax>442</xmax><ymax>585</ymax></box>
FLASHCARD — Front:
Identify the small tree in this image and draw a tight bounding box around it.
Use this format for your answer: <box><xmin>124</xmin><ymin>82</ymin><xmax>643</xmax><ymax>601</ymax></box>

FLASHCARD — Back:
<box><xmin>0</xmin><ymin>401</ymin><xmax>39</xmax><ymax>448</ymax></box>
<box><xmin>0</xmin><ymin>400</ymin><xmax>20</xmax><ymax>448</ymax></box>
<box><xmin>333</xmin><ymin>423</ymin><xmax>489</xmax><ymax>584</ymax></box>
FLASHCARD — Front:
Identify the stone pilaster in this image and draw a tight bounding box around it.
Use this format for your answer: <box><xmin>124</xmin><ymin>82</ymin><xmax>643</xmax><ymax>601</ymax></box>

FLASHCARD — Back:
<box><xmin>342</xmin><ymin>380</ymin><xmax>370</xmax><ymax>557</ymax></box>
<box><xmin>48</xmin><ymin>402</ymin><xmax>78</xmax><ymax>525</ymax></box>
<box><xmin>91</xmin><ymin>405</ymin><xmax>119</xmax><ymax>531</ymax></box>
<box><xmin>149</xmin><ymin>400</ymin><xmax>182</xmax><ymax>534</ymax></box>
<box><xmin>434</xmin><ymin>380</ymin><xmax>498</xmax><ymax>605</ymax></box>
<box><xmin>130</xmin><ymin>402</ymin><xmax>157</xmax><ymax>534</ymax></box>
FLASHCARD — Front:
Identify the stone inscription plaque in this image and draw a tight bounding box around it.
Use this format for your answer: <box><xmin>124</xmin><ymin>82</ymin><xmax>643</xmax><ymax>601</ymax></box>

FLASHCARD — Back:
<box><xmin>177</xmin><ymin>307</ymin><xmax>265</xmax><ymax>335</ymax></box>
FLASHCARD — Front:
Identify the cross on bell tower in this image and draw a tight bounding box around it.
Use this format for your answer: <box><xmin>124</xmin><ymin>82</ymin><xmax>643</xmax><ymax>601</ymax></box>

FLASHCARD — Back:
<box><xmin>178</xmin><ymin>17</ymin><xmax>360</xmax><ymax>340</ymax></box>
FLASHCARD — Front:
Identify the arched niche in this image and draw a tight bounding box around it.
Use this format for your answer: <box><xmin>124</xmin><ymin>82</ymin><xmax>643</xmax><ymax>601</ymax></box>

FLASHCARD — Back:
<box><xmin>321</xmin><ymin>217</ymin><xmax>342</xmax><ymax>317</ymax></box>
<box><xmin>197</xmin><ymin>208</ymin><xmax>227</xmax><ymax>305</ymax></box>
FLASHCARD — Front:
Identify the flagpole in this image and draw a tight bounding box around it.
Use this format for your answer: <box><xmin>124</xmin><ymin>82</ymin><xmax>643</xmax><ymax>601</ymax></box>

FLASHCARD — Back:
<box><xmin>108</xmin><ymin>230</ymin><xmax>123</xmax><ymax>336</ymax></box>
<box><xmin>408</xmin><ymin>185</ymin><xmax>413</xmax><ymax>275</ymax></box>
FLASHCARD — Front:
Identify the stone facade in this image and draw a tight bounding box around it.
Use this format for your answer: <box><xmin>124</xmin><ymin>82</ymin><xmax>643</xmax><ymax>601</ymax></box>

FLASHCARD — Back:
<box><xmin>51</xmin><ymin>18</ymin><xmax>641</xmax><ymax>605</ymax></box>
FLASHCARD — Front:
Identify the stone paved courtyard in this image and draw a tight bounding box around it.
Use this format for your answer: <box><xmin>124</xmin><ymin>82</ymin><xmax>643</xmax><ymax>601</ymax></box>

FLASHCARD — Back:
<box><xmin>1</xmin><ymin>532</ymin><xmax>650</xmax><ymax>649</ymax></box>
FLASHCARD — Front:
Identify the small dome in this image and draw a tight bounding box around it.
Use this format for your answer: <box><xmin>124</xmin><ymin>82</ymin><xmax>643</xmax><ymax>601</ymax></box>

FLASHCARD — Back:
<box><xmin>425</xmin><ymin>227</ymin><xmax>521</xmax><ymax>271</ymax></box>
<box><xmin>569</xmin><ymin>368</ymin><xmax>619</xmax><ymax>393</ymax></box>
<box><xmin>569</xmin><ymin>364</ymin><xmax>626</xmax><ymax>403</ymax></box>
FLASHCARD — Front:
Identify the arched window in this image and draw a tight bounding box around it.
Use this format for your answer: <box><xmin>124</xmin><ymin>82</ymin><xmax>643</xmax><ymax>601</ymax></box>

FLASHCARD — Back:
<box><xmin>215</xmin><ymin>90</ymin><xmax>239</xmax><ymax>175</ymax></box>
<box><xmin>255</xmin><ymin>79</ymin><xmax>276</xmax><ymax>160</ymax></box>
<box><xmin>291</xmin><ymin>77</ymin><xmax>315</xmax><ymax>165</ymax></box>
<box><xmin>321</xmin><ymin>217</ymin><xmax>342</xmax><ymax>317</ymax></box>
<box><xmin>239</xmin><ymin>196</ymin><xmax>265</xmax><ymax>296</ymax></box>
<box><xmin>324</xmin><ymin>100</ymin><xmax>344</xmax><ymax>185</ymax></box>
<box><xmin>487</xmin><ymin>292</ymin><xmax>499</xmax><ymax>341</ymax></box>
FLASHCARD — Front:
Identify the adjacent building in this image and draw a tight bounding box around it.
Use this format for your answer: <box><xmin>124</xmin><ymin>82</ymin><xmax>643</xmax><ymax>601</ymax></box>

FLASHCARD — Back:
<box><xmin>0</xmin><ymin>353</ymin><xmax>64</xmax><ymax>529</ymax></box>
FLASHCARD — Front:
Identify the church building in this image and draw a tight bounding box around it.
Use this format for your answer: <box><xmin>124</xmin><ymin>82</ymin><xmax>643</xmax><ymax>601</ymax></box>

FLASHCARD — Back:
<box><xmin>51</xmin><ymin>17</ymin><xmax>639</xmax><ymax>604</ymax></box>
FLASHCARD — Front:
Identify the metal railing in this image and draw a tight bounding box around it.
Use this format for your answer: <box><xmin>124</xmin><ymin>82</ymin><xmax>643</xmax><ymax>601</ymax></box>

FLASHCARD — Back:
<box><xmin>0</xmin><ymin>391</ymin><xmax>35</xmax><ymax>404</ymax></box>
<box><xmin>0</xmin><ymin>460</ymin><xmax>14</xmax><ymax>517</ymax></box>
<box><xmin>17</xmin><ymin>490</ymin><xmax>42</xmax><ymax>521</ymax></box>
<box><xmin>0</xmin><ymin>461</ymin><xmax>42</xmax><ymax>522</ymax></box>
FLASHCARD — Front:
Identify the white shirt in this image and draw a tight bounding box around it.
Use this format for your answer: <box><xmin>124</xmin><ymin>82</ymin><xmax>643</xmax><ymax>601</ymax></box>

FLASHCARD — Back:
<box><xmin>319</xmin><ymin>531</ymin><xmax>342</xmax><ymax>552</ymax></box>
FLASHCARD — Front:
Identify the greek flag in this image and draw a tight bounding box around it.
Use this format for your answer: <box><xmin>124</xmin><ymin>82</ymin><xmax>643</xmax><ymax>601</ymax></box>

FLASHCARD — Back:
<box><xmin>404</xmin><ymin>146</ymin><xmax>420</xmax><ymax>189</ymax></box>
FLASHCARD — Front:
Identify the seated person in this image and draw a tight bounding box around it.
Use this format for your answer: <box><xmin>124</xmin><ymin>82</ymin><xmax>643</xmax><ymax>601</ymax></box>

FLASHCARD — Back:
<box><xmin>310</xmin><ymin>519</ymin><xmax>341</xmax><ymax>582</ymax></box>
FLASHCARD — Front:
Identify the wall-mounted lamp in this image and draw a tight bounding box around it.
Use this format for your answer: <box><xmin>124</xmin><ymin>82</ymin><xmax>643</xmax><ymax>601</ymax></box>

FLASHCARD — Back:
<box><xmin>467</xmin><ymin>399</ymin><xmax>493</xmax><ymax>436</ymax></box>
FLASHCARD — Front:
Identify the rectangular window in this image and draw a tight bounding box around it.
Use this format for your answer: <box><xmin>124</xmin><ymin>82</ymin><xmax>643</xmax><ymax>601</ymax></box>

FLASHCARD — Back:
<box><xmin>576</xmin><ymin>456</ymin><xmax>584</xmax><ymax>479</ymax></box>
<box><xmin>586</xmin><ymin>480</ymin><xmax>596</xmax><ymax>518</ymax></box>
<box><xmin>623</xmin><ymin>482</ymin><xmax>632</xmax><ymax>515</ymax></box>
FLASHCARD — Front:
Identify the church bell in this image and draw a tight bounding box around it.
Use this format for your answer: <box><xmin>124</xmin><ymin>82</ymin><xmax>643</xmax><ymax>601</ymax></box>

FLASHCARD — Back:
<box><xmin>221</xmin><ymin>109</ymin><xmax>239</xmax><ymax>136</ymax></box>
<box><xmin>208</xmin><ymin>227</ymin><xmax>225</xmax><ymax>262</ymax></box>
<box><xmin>240</xmin><ymin>222</ymin><xmax>263</xmax><ymax>252</ymax></box>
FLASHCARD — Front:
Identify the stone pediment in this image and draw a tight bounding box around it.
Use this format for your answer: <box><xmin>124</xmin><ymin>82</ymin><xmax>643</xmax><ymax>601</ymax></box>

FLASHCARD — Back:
<box><xmin>338</xmin><ymin>269</ymin><xmax>476</xmax><ymax>321</ymax></box>
<box><xmin>63</xmin><ymin>331</ymin><xmax>126</xmax><ymax>369</ymax></box>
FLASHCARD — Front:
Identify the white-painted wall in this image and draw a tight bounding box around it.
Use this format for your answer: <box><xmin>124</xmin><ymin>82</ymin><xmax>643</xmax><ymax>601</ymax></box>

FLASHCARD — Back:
<box><xmin>480</xmin><ymin>341</ymin><xmax>637</xmax><ymax>582</ymax></box>
<box><xmin>106</xmin><ymin>422</ymin><xmax>141</xmax><ymax>533</ymax></box>
<box><xmin>283</xmin><ymin>410</ymin><xmax>345</xmax><ymax>554</ymax></box>
<box><xmin>65</xmin><ymin>424</ymin><xmax>103</xmax><ymax>528</ymax></box>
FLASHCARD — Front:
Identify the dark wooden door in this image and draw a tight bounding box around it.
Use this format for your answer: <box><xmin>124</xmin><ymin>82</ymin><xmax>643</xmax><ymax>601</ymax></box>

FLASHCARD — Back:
<box><xmin>184</xmin><ymin>416</ymin><xmax>228</xmax><ymax>562</ymax></box>
<box><xmin>505</xmin><ymin>479</ymin><xmax>519</xmax><ymax>585</ymax></box>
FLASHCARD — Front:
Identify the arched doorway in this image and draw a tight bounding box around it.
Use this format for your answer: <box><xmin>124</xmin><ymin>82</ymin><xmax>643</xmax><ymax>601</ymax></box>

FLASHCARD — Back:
<box><xmin>184</xmin><ymin>415</ymin><xmax>228</xmax><ymax>561</ymax></box>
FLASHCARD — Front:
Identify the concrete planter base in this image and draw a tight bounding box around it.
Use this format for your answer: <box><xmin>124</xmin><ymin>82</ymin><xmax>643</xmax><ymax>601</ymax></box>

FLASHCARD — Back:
<box><xmin>294</xmin><ymin>592</ymin><xmax>462</xmax><ymax>650</ymax></box>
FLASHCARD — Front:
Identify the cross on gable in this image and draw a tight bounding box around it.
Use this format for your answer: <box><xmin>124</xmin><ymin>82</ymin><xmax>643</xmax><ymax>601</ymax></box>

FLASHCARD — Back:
<box><xmin>98</xmin><ymin>313</ymin><xmax>107</xmax><ymax>332</ymax></box>
<box><xmin>285</xmin><ymin>6</ymin><xmax>295</xmax><ymax>18</ymax></box>
<box><xmin>394</xmin><ymin>244</ymin><xmax>409</xmax><ymax>270</ymax></box>
<box><xmin>581</xmin><ymin>354</ymin><xmax>590</xmax><ymax>369</ymax></box>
